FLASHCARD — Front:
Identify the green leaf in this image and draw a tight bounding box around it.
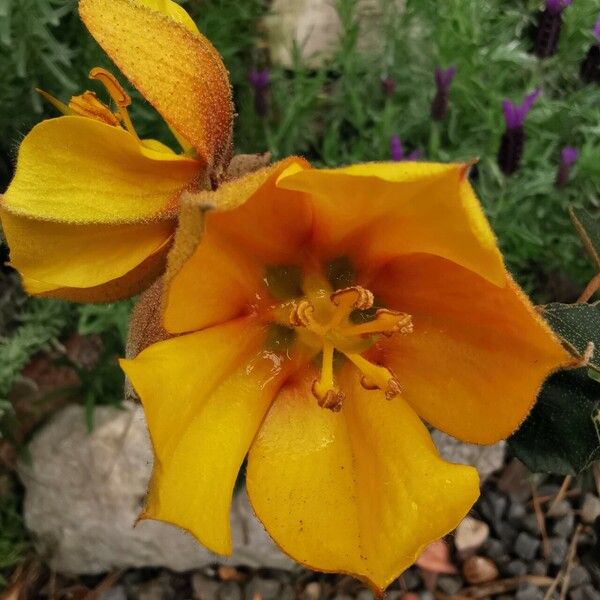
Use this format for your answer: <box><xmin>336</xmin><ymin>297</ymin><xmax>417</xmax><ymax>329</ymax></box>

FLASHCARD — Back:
<box><xmin>508</xmin><ymin>369</ymin><xmax>600</xmax><ymax>475</ymax></box>
<box><xmin>570</xmin><ymin>206</ymin><xmax>600</xmax><ymax>272</ymax></box>
<box><xmin>539</xmin><ymin>302</ymin><xmax>600</xmax><ymax>369</ymax></box>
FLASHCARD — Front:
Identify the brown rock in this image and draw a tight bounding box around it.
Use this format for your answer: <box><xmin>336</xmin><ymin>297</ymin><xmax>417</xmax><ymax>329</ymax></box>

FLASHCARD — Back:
<box><xmin>462</xmin><ymin>556</ymin><xmax>499</xmax><ymax>584</ymax></box>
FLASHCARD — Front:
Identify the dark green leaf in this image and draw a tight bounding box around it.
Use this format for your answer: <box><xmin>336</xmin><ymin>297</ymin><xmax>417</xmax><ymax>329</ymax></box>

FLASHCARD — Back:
<box><xmin>508</xmin><ymin>369</ymin><xmax>600</xmax><ymax>475</ymax></box>
<box><xmin>570</xmin><ymin>207</ymin><xmax>600</xmax><ymax>272</ymax></box>
<box><xmin>540</xmin><ymin>302</ymin><xmax>600</xmax><ymax>369</ymax></box>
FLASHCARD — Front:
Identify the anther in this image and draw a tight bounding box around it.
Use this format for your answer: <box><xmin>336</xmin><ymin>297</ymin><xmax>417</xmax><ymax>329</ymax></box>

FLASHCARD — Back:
<box><xmin>89</xmin><ymin>67</ymin><xmax>131</xmax><ymax>107</ymax></box>
<box><xmin>347</xmin><ymin>352</ymin><xmax>401</xmax><ymax>400</ymax></box>
<box><xmin>340</xmin><ymin>310</ymin><xmax>413</xmax><ymax>338</ymax></box>
<box><xmin>312</xmin><ymin>383</ymin><xmax>345</xmax><ymax>412</ymax></box>
<box><xmin>69</xmin><ymin>91</ymin><xmax>120</xmax><ymax>126</ymax></box>
<box><xmin>330</xmin><ymin>286</ymin><xmax>374</xmax><ymax>311</ymax></box>
<box><xmin>89</xmin><ymin>67</ymin><xmax>139</xmax><ymax>140</ymax></box>
<box><xmin>290</xmin><ymin>300</ymin><xmax>315</xmax><ymax>328</ymax></box>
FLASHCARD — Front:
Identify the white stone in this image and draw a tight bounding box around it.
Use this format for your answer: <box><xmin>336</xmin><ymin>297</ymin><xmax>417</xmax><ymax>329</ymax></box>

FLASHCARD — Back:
<box><xmin>18</xmin><ymin>402</ymin><xmax>293</xmax><ymax>575</ymax></box>
<box><xmin>581</xmin><ymin>493</ymin><xmax>600</xmax><ymax>524</ymax></box>
<box><xmin>431</xmin><ymin>430</ymin><xmax>506</xmax><ymax>482</ymax></box>
<box><xmin>454</xmin><ymin>517</ymin><xmax>490</xmax><ymax>553</ymax></box>
<box><xmin>264</xmin><ymin>0</ymin><xmax>405</xmax><ymax>68</ymax></box>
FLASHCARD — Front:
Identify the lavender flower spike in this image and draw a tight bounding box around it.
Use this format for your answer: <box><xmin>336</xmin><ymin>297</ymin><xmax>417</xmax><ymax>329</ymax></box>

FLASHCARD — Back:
<box><xmin>431</xmin><ymin>65</ymin><xmax>457</xmax><ymax>121</ymax></box>
<box><xmin>249</xmin><ymin>68</ymin><xmax>270</xmax><ymax>117</ymax></box>
<box><xmin>555</xmin><ymin>146</ymin><xmax>579</xmax><ymax>188</ymax></box>
<box><xmin>581</xmin><ymin>15</ymin><xmax>600</xmax><ymax>84</ymax></box>
<box><xmin>545</xmin><ymin>0</ymin><xmax>572</xmax><ymax>15</ymax></box>
<box><xmin>535</xmin><ymin>0</ymin><xmax>572</xmax><ymax>58</ymax></box>
<box><xmin>249</xmin><ymin>68</ymin><xmax>270</xmax><ymax>90</ymax></box>
<box><xmin>390</xmin><ymin>136</ymin><xmax>421</xmax><ymax>162</ymax></box>
<box><xmin>498</xmin><ymin>90</ymin><xmax>540</xmax><ymax>176</ymax></box>
<box><xmin>502</xmin><ymin>89</ymin><xmax>540</xmax><ymax>130</ymax></box>
<box><xmin>390</xmin><ymin>135</ymin><xmax>404</xmax><ymax>161</ymax></box>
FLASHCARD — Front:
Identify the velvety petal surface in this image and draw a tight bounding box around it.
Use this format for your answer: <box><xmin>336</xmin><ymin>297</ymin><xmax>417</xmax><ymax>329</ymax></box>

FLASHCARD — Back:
<box><xmin>276</xmin><ymin>162</ymin><xmax>505</xmax><ymax>286</ymax></box>
<box><xmin>1</xmin><ymin>116</ymin><xmax>198</xmax><ymax>224</ymax></box>
<box><xmin>120</xmin><ymin>318</ymin><xmax>291</xmax><ymax>555</ymax></box>
<box><xmin>370</xmin><ymin>254</ymin><xmax>570</xmax><ymax>444</ymax></box>
<box><xmin>163</xmin><ymin>158</ymin><xmax>312</xmax><ymax>334</ymax></box>
<box><xmin>247</xmin><ymin>368</ymin><xmax>480</xmax><ymax>593</ymax></box>
<box><xmin>79</xmin><ymin>0</ymin><xmax>233</xmax><ymax>167</ymax></box>
<box><xmin>1</xmin><ymin>210</ymin><xmax>173</xmax><ymax>301</ymax></box>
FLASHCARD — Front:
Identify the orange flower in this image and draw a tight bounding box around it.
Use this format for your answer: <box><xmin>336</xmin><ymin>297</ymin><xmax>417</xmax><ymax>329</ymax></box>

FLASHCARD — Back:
<box><xmin>121</xmin><ymin>158</ymin><xmax>570</xmax><ymax>593</ymax></box>
<box><xmin>0</xmin><ymin>0</ymin><xmax>232</xmax><ymax>301</ymax></box>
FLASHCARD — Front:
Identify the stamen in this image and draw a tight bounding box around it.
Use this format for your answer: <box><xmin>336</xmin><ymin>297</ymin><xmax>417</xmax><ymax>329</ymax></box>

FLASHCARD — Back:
<box><xmin>329</xmin><ymin>286</ymin><xmax>374</xmax><ymax>328</ymax></box>
<box><xmin>312</xmin><ymin>341</ymin><xmax>344</xmax><ymax>411</ymax></box>
<box><xmin>345</xmin><ymin>352</ymin><xmax>402</xmax><ymax>400</ymax></box>
<box><xmin>89</xmin><ymin>67</ymin><xmax>139</xmax><ymax>139</ymax></box>
<box><xmin>340</xmin><ymin>310</ymin><xmax>413</xmax><ymax>338</ymax></box>
<box><xmin>69</xmin><ymin>91</ymin><xmax>120</xmax><ymax>126</ymax></box>
<box><xmin>290</xmin><ymin>300</ymin><xmax>327</xmax><ymax>336</ymax></box>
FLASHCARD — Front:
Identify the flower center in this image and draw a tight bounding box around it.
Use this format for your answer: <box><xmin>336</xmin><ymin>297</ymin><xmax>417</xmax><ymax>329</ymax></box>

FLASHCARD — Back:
<box><xmin>274</xmin><ymin>273</ymin><xmax>413</xmax><ymax>412</ymax></box>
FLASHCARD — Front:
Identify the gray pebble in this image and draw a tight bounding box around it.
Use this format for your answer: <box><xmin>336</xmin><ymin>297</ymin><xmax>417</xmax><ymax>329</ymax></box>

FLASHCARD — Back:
<box><xmin>569</xmin><ymin>585</ymin><xmax>600</xmax><ymax>600</ymax></box>
<box><xmin>481</xmin><ymin>492</ymin><xmax>507</xmax><ymax>528</ymax></box>
<box><xmin>356</xmin><ymin>591</ymin><xmax>375</xmax><ymax>600</ymax></box>
<box><xmin>506</xmin><ymin>560</ymin><xmax>528</xmax><ymax>577</ymax></box>
<box><xmin>483</xmin><ymin>537</ymin><xmax>505</xmax><ymax>559</ymax></box>
<box><xmin>522</xmin><ymin>513</ymin><xmax>541</xmax><ymax>535</ymax></box>
<box><xmin>99</xmin><ymin>588</ymin><xmax>127</xmax><ymax>600</ymax></box>
<box><xmin>498</xmin><ymin>522</ymin><xmax>519</xmax><ymax>545</ymax></box>
<box><xmin>548</xmin><ymin>499</ymin><xmax>571</xmax><ymax>519</ymax></box>
<box><xmin>515</xmin><ymin>532</ymin><xmax>541</xmax><ymax>561</ymax></box>
<box><xmin>531</xmin><ymin>561</ymin><xmax>548</xmax><ymax>576</ymax></box>
<box><xmin>568</xmin><ymin>564</ymin><xmax>591</xmax><ymax>588</ymax></box>
<box><xmin>549</xmin><ymin>536</ymin><xmax>569</xmax><ymax>566</ymax></box>
<box><xmin>437</xmin><ymin>575</ymin><xmax>462</xmax><ymax>595</ymax></box>
<box><xmin>516</xmin><ymin>582</ymin><xmax>544</xmax><ymax>600</ymax></box>
<box><xmin>420</xmin><ymin>593</ymin><xmax>435</xmax><ymax>600</ymax></box>
<box><xmin>400</xmin><ymin>568</ymin><xmax>422</xmax><ymax>590</ymax></box>
<box><xmin>218</xmin><ymin>582</ymin><xmax>242</xmax><ymax>600</ymax></box>
<box><xmin>245</xmin><ymin>578</ymin><xmax>281</xmax><ymax>600</ymax></box>
<box><xmin>553</xmin><ymin>512</ymin><xmax>575</xmax><ymax>538</ymax></box>
<box><xmin>508</xmin><ymin>501</ymin><xmax>527</xmax><ymax>524</ymax></box>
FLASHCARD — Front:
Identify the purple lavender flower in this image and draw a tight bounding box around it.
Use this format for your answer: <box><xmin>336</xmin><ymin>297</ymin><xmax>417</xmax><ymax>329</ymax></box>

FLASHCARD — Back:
<box><xmin>249</xmin><ymin>68</ymin><xmax>270</xmax><ymax>117</ymax></box>
<box><xmin>545</xmin><ymin>0</ymin><xmax>572</xmax><ymax>14</ymax></box>
<box><xmin>555</xmin><ymin>146</ymin><xmax>579</xmax><ymax>188</ymax></box>
<box><xmin>581</xmin><ymin>16</ymin><xmax>600</xmax><ymax>84</ymax></box>
<box><xmin>431</xmin><ymin>66</ymin><xmax>457</xmax><ymax>121</ymax></box>
<box><xmin>502</xmin><ymin>89</ymin><xmax>540</xmax><ymax>130</ymax></box>
<box><xmin>535</xmin><ymin>0</ymin><xmax>572</xmax><ymax>58</ymax></box>
<box><xmin>390</xmin><ymin>136</ymin><xmax>421</xmax><ymax>161</ymax></box>
<box><xmin>381</xmin><ymin>75</ymin><xmax>396</xmax><ymax>97</ymax></box>
<box><xmin>498</xmin><ymin>90</ymin><xmax>540</xmax><ymax>176</ymax></box>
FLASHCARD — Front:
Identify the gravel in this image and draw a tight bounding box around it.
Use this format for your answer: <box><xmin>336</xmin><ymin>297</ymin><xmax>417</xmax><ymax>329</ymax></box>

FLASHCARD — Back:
<box><xmin>549</xmin><ymin>537</ymin><xmax>569</xmax><ymax>566</ymax></box>
<box><xmin>515</xmin><ymin>532</ymin><xmax>541</xmax><ymax>561</ymax></box>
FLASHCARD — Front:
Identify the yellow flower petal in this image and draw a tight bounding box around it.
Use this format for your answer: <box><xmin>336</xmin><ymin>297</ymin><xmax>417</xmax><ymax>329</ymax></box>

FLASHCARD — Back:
<box><xmin>277</xmin><ymin>162</ymin><xmax>505</xmax><ymax>287</ymax></box>
<box><xmin>163</xmin><ymin>158</ymin><xmax>312</xmax><ymax>334</ymax></box>
<box><xmin>79</xmin><ymin>0</ymin><xmax>233</xmax><ymax>168</ymax></box>
<box><xmin>247</xmin><ymin>369</ymin><xmax>479</xmax><ymax>593</ymax></box>
<box><xmin>371</xmin><ymin>254</ymin><xmax>570</xmax><ymax>444</ymax></box>
<box><xmin>1</xmin><ymin>210</ymin><xmax>173</xmax><ymax>302</ymax></box>
<box><xmin>2</xmin><ymin>116</ymin><xmax>199</xmax><ymax>224</ymax></box>
<box><xmin>120</xmin><ymin>318</ymin><xmax>290</xmax><ymax>555</ymax></box>
<box><xmin>136</xmin><ymin>0</ymin><xmax>199</xmax><ymax>34</ymax></box>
